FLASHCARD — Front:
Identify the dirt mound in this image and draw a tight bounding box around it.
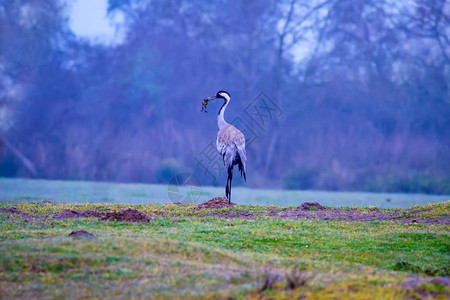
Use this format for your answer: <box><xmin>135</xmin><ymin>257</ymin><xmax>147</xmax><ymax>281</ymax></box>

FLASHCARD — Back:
<box><xmin>69</xmin><ymin>230</ymin><xmax>95</xmax><ymax>237</ymax></box>
<box><xmin>297</xmin><ymin>202</ymin><xmax>326</xmax><ymax>210</ymax></box>
<box><xmin>0</xmin><ymin>207</ymin><xmax>47</xmax><ymax>221</ymax></box>
<box><xmin>100</xmin><ymin>209</ymin><xmax>153</xmax><ymax>223</ymax></box>
<box><xmin>195</xmin><ymin>197</ymin><xmax>236</xmax><ymax>210</ymax></box>
<box><xmin>53</xmin><ymin>210</ymin><xmax>104</xmax><ymax>220</ymax></box>
<box><xmin>402</xmin><ymin>277</ymin><xmax>450</xmax><ymax>298</ymax></box>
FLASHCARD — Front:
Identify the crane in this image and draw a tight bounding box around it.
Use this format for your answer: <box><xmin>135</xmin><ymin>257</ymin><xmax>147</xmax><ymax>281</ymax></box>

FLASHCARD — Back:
<box><xmin>202</xmin><ymin>91</ymin><xmax>247</xmax><ymax>204</ymax></box>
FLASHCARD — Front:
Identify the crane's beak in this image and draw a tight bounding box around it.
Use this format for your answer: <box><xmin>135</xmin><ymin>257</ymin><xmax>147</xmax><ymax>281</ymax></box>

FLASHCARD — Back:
<box><xmin>206</xmin><ymin>95</ymin><xmax>217</xmax><ymax>101</ymax></box>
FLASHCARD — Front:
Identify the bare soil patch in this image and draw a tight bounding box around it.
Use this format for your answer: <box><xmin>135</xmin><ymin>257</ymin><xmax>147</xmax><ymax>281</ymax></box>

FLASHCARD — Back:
<box><xmin>1</xmin><ymin>207</ymin><xmax>30</xmax><ymax>216</ymax></box>
<box><xmin>267</xmin><ymin>205</ymin><xmax>449</xmax><ymax>225</ymax></box>
<box><xmin>206</xmin><ymin>202</ymin><xmax>449</xmax><ymax>225</ymax></box>
<box><xmin>1</xmin><ymin>207</ymin><xmax>154</xmax><ymax>223</ymax></box>
<box><xmin>1</xmin><ymin>202</ymin><xmax>447</xmax><ymax>225</ymax></box>
<box><xmin>194</xmin><ymin>197</ymin><xmax>236</xmax><ymax>210</ymax></box>
<box><xmin>208</xmin><ymin>210</ymin><xmax>254</xmax><ymax>219</ymax></box>
<box><xmin>53</xmin><ymin>209</ymin><xmax>104</xmax><ymax>220</ymax></box>
<box><xmin>100</xmin><ymin>209</ymin><xmax>153</xmax><ymax>223</ymax></box>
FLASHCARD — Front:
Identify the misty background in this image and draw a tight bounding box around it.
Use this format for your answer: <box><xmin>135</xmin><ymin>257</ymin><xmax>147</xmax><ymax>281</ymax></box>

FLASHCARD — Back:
<box><xmin>0</xmin><ymin>0</ymin><xmax>449</xmax><ymax>194</ymax></box>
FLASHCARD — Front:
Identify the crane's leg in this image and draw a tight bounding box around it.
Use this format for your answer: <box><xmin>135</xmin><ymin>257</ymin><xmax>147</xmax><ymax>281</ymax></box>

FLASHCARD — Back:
<box><xmin>225</xmin><ymin>175</ymin><xmax>230</xmax><ymax>201</ymax></box>
<box><xmin>227</xmin><ymin>167</ymin><xmax>233</xmax><ymax>204</ymax></box>
<box><xmin>229</xmin><ymin>172</ymin><xmax>233</xmax><ymax>204</ymax></box>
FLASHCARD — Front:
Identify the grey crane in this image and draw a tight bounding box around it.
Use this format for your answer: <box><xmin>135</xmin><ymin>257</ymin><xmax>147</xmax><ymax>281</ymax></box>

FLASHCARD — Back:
<box><xmin>202</xmin><ymin>91</ymin><xmax>247</xmax><ymax>204</ymax></box>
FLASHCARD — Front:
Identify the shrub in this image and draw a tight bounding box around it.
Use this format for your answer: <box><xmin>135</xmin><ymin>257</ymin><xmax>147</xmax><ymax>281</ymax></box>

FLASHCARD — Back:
<box><xmin>156</xmin><ymin>159</ymin><xmax>183</xmax><ymax>183</ymax></box>
<box><xmin>283</xmin><ymin>169</ymin><xmax>316</xmax><ymax>190</ymax></box>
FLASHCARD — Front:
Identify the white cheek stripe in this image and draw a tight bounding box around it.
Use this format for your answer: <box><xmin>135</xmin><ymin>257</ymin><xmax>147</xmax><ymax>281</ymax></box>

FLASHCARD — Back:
<box><xmin>220</xmin><ymin>93</ymin><xmax>230</xmax><ymax>102</ymax></box>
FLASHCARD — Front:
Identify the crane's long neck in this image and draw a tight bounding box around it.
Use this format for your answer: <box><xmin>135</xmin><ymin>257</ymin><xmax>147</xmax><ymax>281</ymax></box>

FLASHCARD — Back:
<box><xmin>217</xmin><ymin>98</ymin><xmax>230</xmax><ymax>130</ymax></box>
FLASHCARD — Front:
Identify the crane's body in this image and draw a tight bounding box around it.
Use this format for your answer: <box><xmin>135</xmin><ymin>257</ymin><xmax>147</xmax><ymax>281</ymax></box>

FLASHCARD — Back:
<box><xmin>202</xmin><ymin>91</ymin><xmax>246</xmax><ymax>204</ymax></box>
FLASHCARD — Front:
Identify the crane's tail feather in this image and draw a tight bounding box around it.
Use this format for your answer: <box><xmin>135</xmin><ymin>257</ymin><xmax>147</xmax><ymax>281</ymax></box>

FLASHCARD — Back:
<box><xmin>234</xmin><ymin>152</ymin><xmax>246</xmax><ymax>182</ymax></box>
<box><xmin>236</xmin><ymin>144</ymin><xmax>247</xmax><ymax>181</ymax></box>
<box><xmin>219</xmin><ymin>143</ymin><xmax>247</xmax><ymax>182</ymax></box>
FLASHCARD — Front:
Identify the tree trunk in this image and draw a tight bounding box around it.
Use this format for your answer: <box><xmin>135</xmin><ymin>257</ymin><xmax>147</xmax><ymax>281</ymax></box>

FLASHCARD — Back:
<box><xmin>0</xmin><ymin>136</ymin><xmax>37</xmax><ymax>176</ymax></box>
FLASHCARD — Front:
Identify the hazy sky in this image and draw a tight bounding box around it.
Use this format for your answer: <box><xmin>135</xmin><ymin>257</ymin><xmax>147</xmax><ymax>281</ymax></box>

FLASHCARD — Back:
<box><xmin>67</xmin><ymin>0</ymin><xmax>310</xmax><ymax>60</ymax></box>
<box><xmin>68</xmin><ymin>0</ymin><xmax>125</xmax><ymax>44</ymax></box>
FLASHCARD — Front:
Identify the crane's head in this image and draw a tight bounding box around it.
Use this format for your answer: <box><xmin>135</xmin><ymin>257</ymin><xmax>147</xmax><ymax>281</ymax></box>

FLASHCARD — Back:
<box><xmin>201</xmin><ymin>90</ymin><xmax>230</xmax><ymax>112</ymax></box>
<box><xmin>216</xmin><ymin>90</ymin><xmax>230</xmax><ymax>101</ymax></box>
<box><xmin>204</xmin><ymin>91</ymin><xmax>230</xmax><ymax>101</ymax></box>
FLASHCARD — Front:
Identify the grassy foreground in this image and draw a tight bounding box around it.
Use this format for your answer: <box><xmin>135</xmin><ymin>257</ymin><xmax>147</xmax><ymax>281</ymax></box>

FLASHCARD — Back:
<box><xmin>0</xmin><ymin>201</ymin><xmax>449</xmax><ymax>299</ymax></box>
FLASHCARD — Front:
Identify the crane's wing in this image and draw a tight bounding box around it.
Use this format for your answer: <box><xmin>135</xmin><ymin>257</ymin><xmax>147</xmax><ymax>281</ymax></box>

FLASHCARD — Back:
<box><xmin>216</xmin><ymin>124</ymin><xmax>247</xmax><ymax>181</ymax></box>
<box><xmin>235</xmin><ymin>140</ymin><xmax>247</xmax><ymax>181</ymax></box>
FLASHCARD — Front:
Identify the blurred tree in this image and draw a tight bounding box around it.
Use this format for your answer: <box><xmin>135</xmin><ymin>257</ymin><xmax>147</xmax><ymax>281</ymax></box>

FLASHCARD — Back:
<box><xmin>0</xmin><ymin>0</ymin><xmax>448</xmax><ymax>193</ymax></box>
<box><xmin>0</xmin><ymin>0</ymin><xmax>71</xmax><ymax>176</ymax></box>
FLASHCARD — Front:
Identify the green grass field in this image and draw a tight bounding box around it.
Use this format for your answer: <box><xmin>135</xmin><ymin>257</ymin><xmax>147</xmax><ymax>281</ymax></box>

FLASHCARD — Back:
<box><xmin>0</xmin><ymin>205</ymin><xmax>449</xmax><ymax>298</ymax></box>
<box><xmin>0</xmin><ymin>179</ymin><xmax>449</xmax><ymax>299</ymax></box>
